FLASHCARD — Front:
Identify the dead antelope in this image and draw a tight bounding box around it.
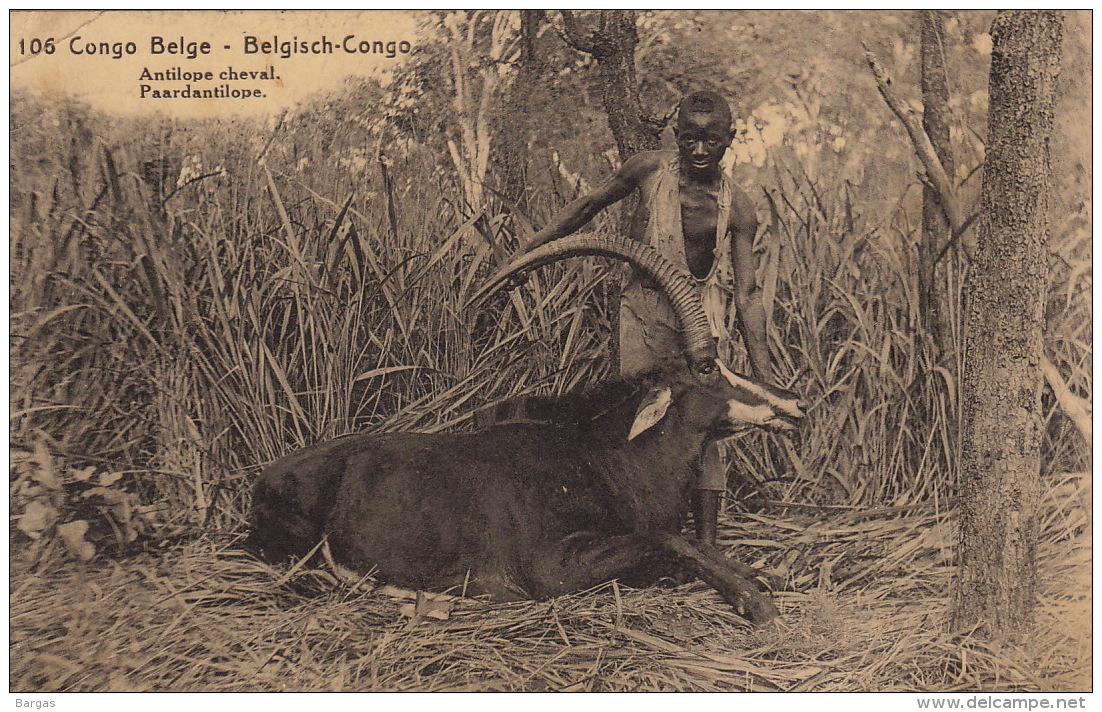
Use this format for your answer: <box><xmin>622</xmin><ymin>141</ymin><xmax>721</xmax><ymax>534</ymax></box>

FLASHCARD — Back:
<box><xmin>249</xmin><ymin>235</ymin><xmax>804</xmax><ymax>623</ymax></box>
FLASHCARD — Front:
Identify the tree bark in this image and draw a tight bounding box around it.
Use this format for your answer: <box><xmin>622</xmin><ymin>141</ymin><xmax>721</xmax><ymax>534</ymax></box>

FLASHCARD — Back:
<box><xmin>955</xmin><ymin>10</ymin><xmax>1063</xmax><ymax>637</ymax></box>
<box><xmin>560</xmin><ymin>10</ymin><xmax>661</xmax><ymax>159</ymax></box>
<box><xmin>919</xmin><ymin>10</ymin><xmax>953</xmax><ymax>344</ymax></box>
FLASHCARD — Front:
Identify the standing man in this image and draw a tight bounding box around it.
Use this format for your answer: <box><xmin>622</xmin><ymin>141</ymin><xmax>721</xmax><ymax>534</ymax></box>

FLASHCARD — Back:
<box><xmin>521</xmin><ymin>90</ymin><xmax>774</xmax><ymax>547</ymax></box>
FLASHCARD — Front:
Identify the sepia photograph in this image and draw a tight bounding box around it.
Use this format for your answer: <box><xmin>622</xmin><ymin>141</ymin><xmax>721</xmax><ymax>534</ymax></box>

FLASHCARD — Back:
<box><xmin>8</xmin><ymin>9</ymin><xmax>1092</xmax><ymax>695</ymax></box>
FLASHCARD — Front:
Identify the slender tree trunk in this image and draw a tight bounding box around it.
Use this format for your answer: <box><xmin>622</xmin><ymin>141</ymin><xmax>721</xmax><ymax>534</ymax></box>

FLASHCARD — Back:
<box><xmin>592</xmin><ymin>11</ymin><xmax>659</xmax><ymax>159</ymax></box>
<box><xmin>495</xmin><ymin>10</ymin><xmax>543</xmax><ymax>210</ymax></box>
<box><xmin>443</xmin><ymin>11</ymin><xmax>520</xmax><ymax>210</ymax></box>
<box><xmin>955</xmin><ymin>10</ymin><xmax>1063</xmax><ymax>637</ymax></box>
<box><xmin>919</xmin><ymin>10</ymin><xmax>953</xmax><ymax>345</ymax></box>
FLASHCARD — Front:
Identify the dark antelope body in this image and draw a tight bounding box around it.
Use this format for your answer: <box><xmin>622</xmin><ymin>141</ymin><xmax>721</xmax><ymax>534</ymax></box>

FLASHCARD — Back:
<box><xmin>248</xmin><ymin>235</ymin><xmax>804</xmax><ymax>623</ymax></box>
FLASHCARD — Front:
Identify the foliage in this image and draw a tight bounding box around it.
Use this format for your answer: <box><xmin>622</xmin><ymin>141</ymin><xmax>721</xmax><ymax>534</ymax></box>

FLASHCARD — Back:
<box><xmin>11</xmin><ymin>435</ymin><xmax>174</xmax><ymax>563</ymax></box>
<box><xmin>9</xmin><ymin>88</ymin><xmax>619</xmax><ymax>557</ymax></box>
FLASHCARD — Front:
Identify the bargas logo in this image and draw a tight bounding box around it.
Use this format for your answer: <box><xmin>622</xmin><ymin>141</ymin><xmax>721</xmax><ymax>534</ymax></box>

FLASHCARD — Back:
<box><xmin>14</xmin><ymin>701</ymin><xmax>56</xmax><ymax>709</ymax></box>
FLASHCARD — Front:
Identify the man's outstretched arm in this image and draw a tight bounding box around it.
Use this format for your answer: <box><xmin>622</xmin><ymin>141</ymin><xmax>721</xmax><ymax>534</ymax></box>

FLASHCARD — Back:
<box><xmin>521</xmin><ymin>153</ymin><xmax>653</xmax><ymax>254</ymax></box>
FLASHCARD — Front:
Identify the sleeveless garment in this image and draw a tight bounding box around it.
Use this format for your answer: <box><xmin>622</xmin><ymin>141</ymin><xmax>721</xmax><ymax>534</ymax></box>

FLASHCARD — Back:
<box><xmin>619</xmin><ymin>156</ymin><xmax>738</xmax><ymax>376</ymax></box>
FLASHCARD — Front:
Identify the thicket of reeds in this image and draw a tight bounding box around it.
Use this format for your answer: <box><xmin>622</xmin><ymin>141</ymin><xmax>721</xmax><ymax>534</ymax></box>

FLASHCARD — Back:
<box><xmin>9</xmin><ymin>93</ymin><xmax>1091</xmax><ymax>691</ymax></box>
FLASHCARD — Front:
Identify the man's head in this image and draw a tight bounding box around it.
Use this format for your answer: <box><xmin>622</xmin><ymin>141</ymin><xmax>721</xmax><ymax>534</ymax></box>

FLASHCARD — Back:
<box><xmin>674</xmin><ymin>91</ymin><xmax>733</xmax><ymax>177</ymax></box>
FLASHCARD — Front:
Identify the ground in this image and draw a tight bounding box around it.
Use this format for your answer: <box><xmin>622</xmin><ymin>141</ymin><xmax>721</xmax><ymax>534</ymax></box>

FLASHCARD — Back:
<box><xmin>9</xmin><ymin>479</ymin><xmax>1091</xmax><ymax>692</ymax></box>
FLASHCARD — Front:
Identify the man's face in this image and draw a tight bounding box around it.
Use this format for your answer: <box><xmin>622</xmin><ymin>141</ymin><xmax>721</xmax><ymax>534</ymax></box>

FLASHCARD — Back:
<box><xmin>676</xmin><ymin>112</ymin><xmax>732</xmax><ymax>176</ymax></box>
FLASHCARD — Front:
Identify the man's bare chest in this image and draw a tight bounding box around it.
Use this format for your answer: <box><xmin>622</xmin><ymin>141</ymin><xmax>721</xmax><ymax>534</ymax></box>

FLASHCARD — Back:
<box><xmin>677</xmin><ymin>183</ymin><xmax>722</xmax><ymax>243</ymax></box>
<box><xmin>630</xmin><ymin>169</ymin><xmax>726</xmax><ymax>277</ymax></box>
<box><xmin>635</xmin><ymin>172</ymin><xmax>723</xmax><ymax>236</ymax></box>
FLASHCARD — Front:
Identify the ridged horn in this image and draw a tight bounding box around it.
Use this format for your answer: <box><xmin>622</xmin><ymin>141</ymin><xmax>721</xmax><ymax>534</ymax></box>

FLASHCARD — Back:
<box><xmin>468</xmin><ymin>234</ymin><xmax>717</xmax><ymax>363</ymax></box>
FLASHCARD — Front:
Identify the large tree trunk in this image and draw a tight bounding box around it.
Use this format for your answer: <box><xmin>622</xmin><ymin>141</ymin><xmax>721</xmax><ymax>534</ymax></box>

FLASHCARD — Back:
<box><xmin>919</xmin><ymin>10</ymin><xmax>953</xmax><ymax>345</ymax></box>
<box><xmin>558</xmin><ymin>10</ymin><xmax>661</xmax><ymax>370</ymax></box>
<box><xmin>560</xmin><ymin>10</ymin><xmax>661</xmax><ymax>159</ymax></box>
<box><xmin>955</xmin><ymin>10</ymin><xmax>1063</xmax><ymax>637</ymax></box>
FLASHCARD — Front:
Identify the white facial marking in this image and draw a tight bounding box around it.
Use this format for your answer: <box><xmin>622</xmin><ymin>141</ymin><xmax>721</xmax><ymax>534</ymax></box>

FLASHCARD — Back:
<box><xmin>716</xmin><ymin>359</ymin><xmax>804</xmax><ymax>419</ymax></box>
<box><xmin>726</xmin><ymin>399</ymin><xmax>775</xmax><ymax>426</ymax></box>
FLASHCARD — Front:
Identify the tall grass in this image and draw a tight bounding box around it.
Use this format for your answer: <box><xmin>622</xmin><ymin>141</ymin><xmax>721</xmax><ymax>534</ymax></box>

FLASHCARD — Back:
<box><xmin>732</xmin><ymin>161</ymin><xmax>963</xmax><ymax>508</ymax></box>
<box><xmin>10</xmin><ymin>96</ymin><xmax>620</xmax><ymax>541</ymax></box>
<box><xmin>9</xmin><ymin>93</ymin><xmax>1092</xmax><ymax>555</ymax></box>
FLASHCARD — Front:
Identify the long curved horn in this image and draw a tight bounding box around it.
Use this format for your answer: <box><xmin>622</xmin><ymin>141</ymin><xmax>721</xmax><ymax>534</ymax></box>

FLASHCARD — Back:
<box><xmin>468</xmin><ymin>234</ymin><xmax>716</xmax><ymax>363</ymax></box>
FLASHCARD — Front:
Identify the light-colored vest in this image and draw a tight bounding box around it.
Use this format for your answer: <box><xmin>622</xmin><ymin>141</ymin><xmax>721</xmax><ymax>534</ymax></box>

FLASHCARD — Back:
<box><xmin>620</xmin><ymin>156</ymin><xmax>736</xmax><ymax>375</ymax></box>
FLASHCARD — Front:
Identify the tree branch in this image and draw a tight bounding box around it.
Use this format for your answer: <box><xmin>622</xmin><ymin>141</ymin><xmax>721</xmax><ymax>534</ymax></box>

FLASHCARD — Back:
<box><xmin>864</xmin><ymin>46</ymin><xmax>975</xmax><ymax>260</ymax></box>
<box><xmin>1041</xmin><ymin>357</ymin><xmax>1092</xmax><ymax>448</ymax></box>
<box><xmin>934</xmin><ymin>209</ymin><xmax>982</xmax><ymax>262</ymax></box>
<box><xmin>558</xmin><ymin>10</ymin><xmax>599</xmax><ymax>55</ymax></box>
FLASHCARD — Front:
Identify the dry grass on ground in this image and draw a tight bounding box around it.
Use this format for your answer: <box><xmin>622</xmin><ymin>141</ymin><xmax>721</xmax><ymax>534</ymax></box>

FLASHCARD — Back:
<box><xmin>10</xmin><ymin>473</ymin><xmax>1090</xmax><ymax>693</ymax></box>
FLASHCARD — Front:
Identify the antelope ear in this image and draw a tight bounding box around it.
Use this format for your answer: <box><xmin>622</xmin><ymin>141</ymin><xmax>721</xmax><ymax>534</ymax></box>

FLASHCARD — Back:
<box><xmin>628</xmin><ymin>387</ymin><xmax>673</xmax><ymax>440</ymax></box>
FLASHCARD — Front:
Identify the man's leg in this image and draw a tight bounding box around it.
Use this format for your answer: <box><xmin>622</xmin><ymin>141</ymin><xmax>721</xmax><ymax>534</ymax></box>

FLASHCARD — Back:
<box><xmin>693</xmin><ymin>443</ymin><xmax>725</xmax><ymax>547</ymax></box>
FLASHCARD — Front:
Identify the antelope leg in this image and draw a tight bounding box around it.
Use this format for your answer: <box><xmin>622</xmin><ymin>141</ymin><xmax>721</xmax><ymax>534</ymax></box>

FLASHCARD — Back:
<box><xmin>660</xmin><ymin>534</ymin><xmax>779</xmax><ymax>624</ymax></box>
<box><xmin>696</xmin><ymin>541</ymin><xmax>787</xmax><ymax>593</ymax></box>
